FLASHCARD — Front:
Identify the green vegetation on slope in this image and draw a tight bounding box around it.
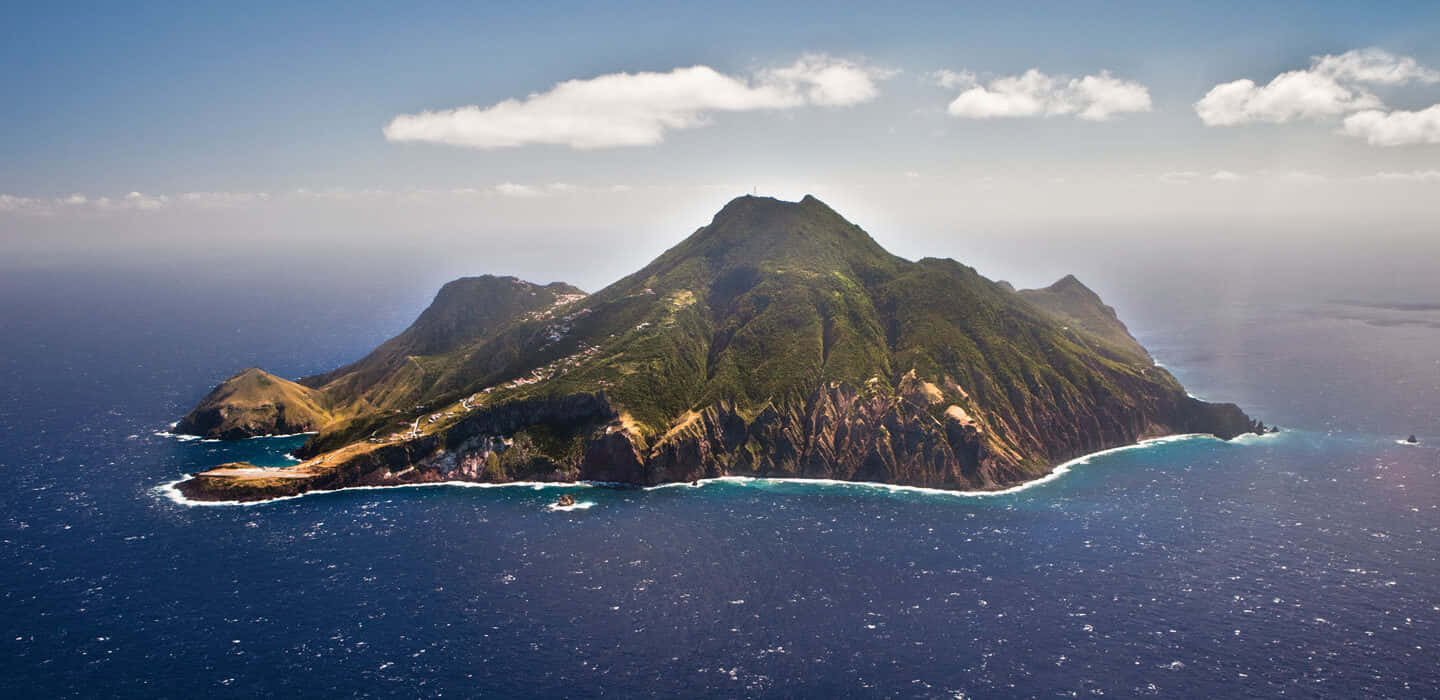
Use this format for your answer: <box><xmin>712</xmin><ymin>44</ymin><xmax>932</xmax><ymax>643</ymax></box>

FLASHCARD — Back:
<box><xmin>177</xmin><ymin>194</ymin><xmax>1259</xmax><ymax>498</ymax></box>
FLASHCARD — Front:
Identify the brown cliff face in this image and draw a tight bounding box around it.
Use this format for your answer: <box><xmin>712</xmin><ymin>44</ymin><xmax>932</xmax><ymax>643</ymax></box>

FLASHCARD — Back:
<box><xmin>177</xmin><ymin>377</ymin><xmax>1259</xmax><ymax>503</ymax></box>
<box><xmin>634</xmin><ymin>380</ymin><xmax>976</xmax><ymax>486</ymax></box>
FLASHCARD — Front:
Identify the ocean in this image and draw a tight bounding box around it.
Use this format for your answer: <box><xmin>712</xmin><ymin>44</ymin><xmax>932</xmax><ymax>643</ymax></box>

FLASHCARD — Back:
<box><xmin>2</xmin><ymin>264</ymin><xmax>1437</xmax><ymax>698</ymax></box>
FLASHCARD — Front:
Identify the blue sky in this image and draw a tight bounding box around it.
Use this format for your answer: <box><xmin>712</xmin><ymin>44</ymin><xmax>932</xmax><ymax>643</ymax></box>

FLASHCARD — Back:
<box><xmin>3</xmin><ymin>1</ymin><xmax>1439</xmax><ymax>289</ymax></box>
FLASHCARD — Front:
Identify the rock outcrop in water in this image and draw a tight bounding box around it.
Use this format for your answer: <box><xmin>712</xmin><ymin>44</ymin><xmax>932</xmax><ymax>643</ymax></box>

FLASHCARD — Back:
<box><xmin>173</xmin><ymin>195</ymin><xmax>1262</xmax><ymax>501</ymax></box>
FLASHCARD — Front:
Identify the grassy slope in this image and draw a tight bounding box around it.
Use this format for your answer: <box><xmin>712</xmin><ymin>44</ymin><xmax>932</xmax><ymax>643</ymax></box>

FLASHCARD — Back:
<box><xmin>175</xmin><ymin>368</ymin><xmax>333</xmax><ymax>438</ymax></box>
<box><xmin>1016</xmin><ymin>275</ymin><xmax>1153</xmax><ymax>364</ymax></box>
<box><xmin>177</xmin><ymin>276</ymin><xmax>584</xmax><ymax>441</ymax></box>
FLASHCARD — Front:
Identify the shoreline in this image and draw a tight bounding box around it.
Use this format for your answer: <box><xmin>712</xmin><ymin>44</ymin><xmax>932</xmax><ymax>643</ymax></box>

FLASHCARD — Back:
<box><xmin>154</xmin><ymin>426</ymin><xmax>318</xmax><ymax>443</ymax></box>
<box><xmin>155</xmin><ymin>431</ymin><xmax>1280</xmax><ymax>509</ymax></box>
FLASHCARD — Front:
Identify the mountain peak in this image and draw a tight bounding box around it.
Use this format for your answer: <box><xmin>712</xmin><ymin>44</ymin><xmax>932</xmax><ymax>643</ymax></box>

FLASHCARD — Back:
<box><xmin>1020</xmin><ymin>274</ymin><xmax>1147</xmax><ymax>362</ymax></box>
<box><xmin>711</xmin><ymin>193</ymin><xmax>833</xmax><ymax>219</ymax></box>
<box><xmin>596</xmin><ymin>193</ymin><xmax>905</xmax><ymax>323</ymax></box>
<box><xmin>713</xmin><ymin>193</ymin><xmax>813</xmax><ymax>218</ymax></box>
<box><xmin>702</xmin><ymin>191</ymin><xmax>881</xmax><ymax>246</ymax></box>
<box><xmin>1045</xmin><ymin>274</ymin><xmax>1094</xmax><ymax>296</ymax></box>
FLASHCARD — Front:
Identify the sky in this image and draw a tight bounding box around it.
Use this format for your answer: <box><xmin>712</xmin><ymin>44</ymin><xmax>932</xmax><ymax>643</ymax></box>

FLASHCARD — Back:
<box><xmin>3</xmin><ymin>0</ymin><xmax>1439</xmax><ymax>295</ymax></box>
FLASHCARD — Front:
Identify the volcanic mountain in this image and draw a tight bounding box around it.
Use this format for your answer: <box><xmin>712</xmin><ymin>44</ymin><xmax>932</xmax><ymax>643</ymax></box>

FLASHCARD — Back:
<box><xmin>173</xmin><ymin>195</ymin><xmax>1259</xmax><ymax>501</ymax></box>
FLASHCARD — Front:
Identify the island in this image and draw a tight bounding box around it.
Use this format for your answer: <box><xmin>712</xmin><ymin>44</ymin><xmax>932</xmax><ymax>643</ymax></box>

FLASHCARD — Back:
<box><xmin>171</xmin><ymin>195</ymin><xmax>1261</xmax><ymax>502</ymax></box>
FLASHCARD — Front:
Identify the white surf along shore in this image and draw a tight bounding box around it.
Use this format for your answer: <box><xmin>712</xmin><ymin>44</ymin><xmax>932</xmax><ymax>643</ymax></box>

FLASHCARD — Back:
<box><xmin>154</xmin><ymin>422</ymin><xmax>319</xmax><ymax>444</ymax></box>
<box><xmin>154</xmin><ymin>430</ymin><xmax>1280</xmax><ymax>509</ymax></box>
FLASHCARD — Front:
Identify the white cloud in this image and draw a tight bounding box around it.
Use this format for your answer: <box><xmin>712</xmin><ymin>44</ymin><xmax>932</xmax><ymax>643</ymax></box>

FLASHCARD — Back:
<box><xmin>1359</xmin><ymin>168</ymin><xmax>1440</xmax><ymax>181</ymax></box>
<box><xmin>1159</xmin><ymin>169</ymin><xmax>1440</xmax><ymax>185</ymax></box>
<box><xmin>294</xmin><ymin>184</ymin><xmax>618</xmax><ymax>201</ymax></box>
<box><xmin>288</xmin><ymin>184</ymin><xmax>640</xmax><ymax>201</ymax></box>
<box><xmin>293</xmin><ymin>188</ymin><xmax>397</xmax><ymax>201</ymax></box>
<box><xmin>0</xmin><ymin>191</ymin><xmax>180</xmax><ymax>215</ymax></box>
<box><xmin>493</xmin><ymin>182</ymin><xmax>546</xmax><ymax>198</ymax></box>
<box><xmin>1342</xmin><ymin>105</ymin><xmax>1440</xmax><ymax>146</ymax></box>
<box><xmin>945</xmin><ymin>69</ymin><xmax>1151</xmax><ymax>121</ymax></box>
<box><xmin>110</xmin><ymin>192</ymin><xmax>169</xmax><ymax>211</ymax></box>
<box><xmin>81</xmin><ymin>192</ymin><xmax>170</xmax><ymax>211</ymax></box>
<box><xmin>0</xmin><ymin>194</ymin><xmax>44</xmax><ymax>213</ymax></box>
<box><xmin>1194</xmin><ymin>71</ymin><xmax>1380</xmax><ymax>126</ymax></box>
<box><xmin>383</xmin><ymin>55</ymin><xmax>891</xmax><ymax>150</ymax></box>
<box><xmin>1195</xmin><ymin>48</ymin><xmax>1439</xmax><ymax>127</ymax></box>
<box><xmin>1312</xmin><ymin>48</ymin><xmax>1440</xmax><ymax>85</ymax></box>
<box><xmin>180</xmin><ymin>191</ymin><xmax>273</xmax><ymax>207</ymax></box>
<box><xmin>759</xmin><ymin>55</ymin><xmax>893</xmax><ymax>106</ymax></box>
<box><xmin>0</xmin><ymin>189</ymin><xmax>338</xmax><ymax>215</ymax></box>
<box><xmin>1159</xmin><ymin>170</ymin><xmax>1291</xmax><ymax>184</ymax></box>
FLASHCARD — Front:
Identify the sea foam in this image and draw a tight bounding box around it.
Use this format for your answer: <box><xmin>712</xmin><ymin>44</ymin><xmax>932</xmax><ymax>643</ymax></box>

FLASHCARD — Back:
<box><xmin>154</xmin><ymin>421</ymin><xmax>318</xmax><ymax>443</ymax></box>
<box><xmin>650</xmin><ymin>433</ymin><xmax>1226</xmax><ymax>499</ymax></box>
<box><xmin>156</xmin><ymin>432</ymin><xmax>1244</xmax><ymax>508</ymax></box>
<box><xmin>546</xmin><ymin>500</ymin><xmax>597</xmax><ymax>512</ymax></box>
<box><xmin>155</xmin><ymin>476</ymin><xmax>593</xmax><ymax>508</ymax></box>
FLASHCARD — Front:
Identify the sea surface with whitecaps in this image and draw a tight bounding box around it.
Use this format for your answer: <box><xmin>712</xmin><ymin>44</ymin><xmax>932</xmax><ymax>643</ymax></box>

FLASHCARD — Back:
<box><xmin>2</xmin><ymin>265</ymin><xmax>1437</xmax><ymax>697</ymax></box>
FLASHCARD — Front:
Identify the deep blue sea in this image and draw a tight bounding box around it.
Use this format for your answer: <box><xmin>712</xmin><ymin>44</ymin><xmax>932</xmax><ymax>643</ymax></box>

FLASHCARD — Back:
<box><xmin>2</xmin><ymin>265</ymin><xmax>1437</xmax><ymax>698</ymax></box>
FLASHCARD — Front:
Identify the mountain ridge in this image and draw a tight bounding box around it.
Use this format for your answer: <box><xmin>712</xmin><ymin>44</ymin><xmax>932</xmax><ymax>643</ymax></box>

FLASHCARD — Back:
<box><xmin>173</xmin><ymin>195</ymin><xmax>1261</xmax><ymax>502</ymax></box>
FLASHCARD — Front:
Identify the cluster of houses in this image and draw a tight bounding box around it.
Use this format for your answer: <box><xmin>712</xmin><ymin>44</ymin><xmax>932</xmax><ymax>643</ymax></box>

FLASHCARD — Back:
<box><xmin>521</xmin><ymin>292</ymin><xmax>589</xmax><ymax>325</ymax></box>
<box><xmin>384</xmin><ymin>413</ymin><xmax>427</xmax><ymax>442</ymax></box>
<box><xmin>492</xmin><ymin>341</ymin><xmax>605</xmax><ymax>391</ymax></box>
<box><xmin>543</xmin><ymin>306</ymin><xmax>592</xmax><ymax>345</ymax></box>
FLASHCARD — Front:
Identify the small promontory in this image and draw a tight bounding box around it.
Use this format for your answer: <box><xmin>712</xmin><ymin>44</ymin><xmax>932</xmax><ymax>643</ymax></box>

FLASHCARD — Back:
<box><xmin>174</xmin><ymin>368</ymin><xmax>332</xmax><ymax>439</ymax></box>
